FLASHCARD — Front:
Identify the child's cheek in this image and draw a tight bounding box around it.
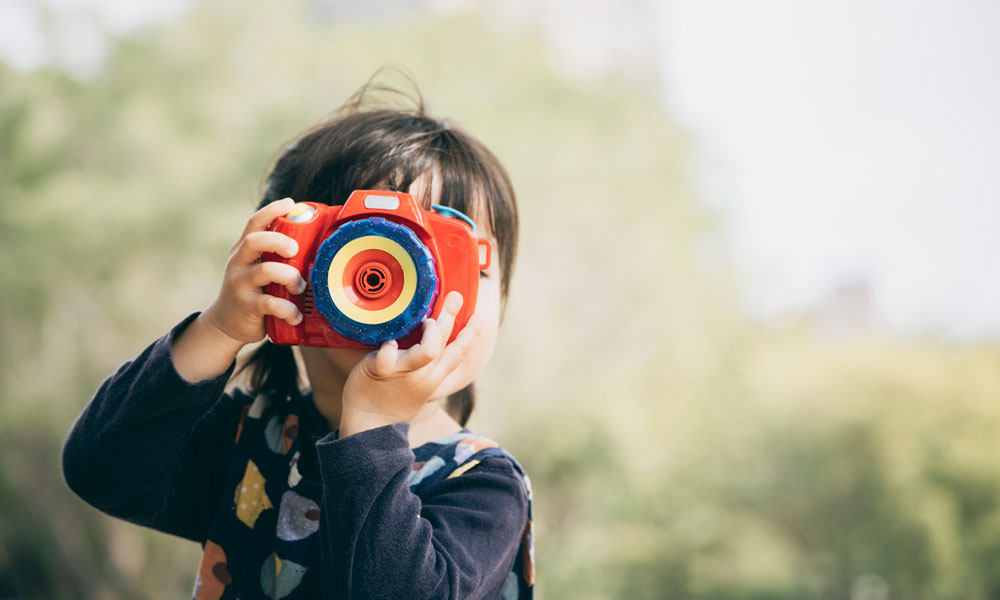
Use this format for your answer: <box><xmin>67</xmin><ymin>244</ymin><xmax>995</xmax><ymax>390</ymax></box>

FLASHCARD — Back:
<box><xmin>433</xmin><ymin>320</ymin><xmax>499</xmax><ymax>400</ymax></box>
<box><xmin>433</xmin><ymin>279</ymin><xmax>502</xmax><ymax>399</ymax></box>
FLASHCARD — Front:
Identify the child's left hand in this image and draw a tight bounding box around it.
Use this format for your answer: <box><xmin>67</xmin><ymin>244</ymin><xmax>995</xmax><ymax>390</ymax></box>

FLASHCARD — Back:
<box><xmin>338</xmin><ymin>291</ymin><xmax>483</xmax><ymax>437</ymax></box>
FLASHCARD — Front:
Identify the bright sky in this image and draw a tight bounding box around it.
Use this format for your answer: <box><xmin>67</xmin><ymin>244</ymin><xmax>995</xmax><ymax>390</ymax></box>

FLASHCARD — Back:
<box><xmin>3</xmin><ymin>0</ymin><xmax>998</xmax><ymax>340</ymax></box>
<box><xmin>0</xmin><ymin>0</ymin><xmax>193</xmax><ymax>75</ymax></box>
<box><xmin>655</xmin><ymin>0</ymin><xmax>1000</xmax><ymax>340</ymax></box>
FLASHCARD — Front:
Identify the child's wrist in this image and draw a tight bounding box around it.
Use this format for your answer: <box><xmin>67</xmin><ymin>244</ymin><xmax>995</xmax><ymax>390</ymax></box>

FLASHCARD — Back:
<box><xmin>170</xmin><ymin>312</ymin><xmax>245</xmax><ymax>383</ymax></box>
<box><xmin>200</xmin><ymin>304</ymin><xmax>249</xmax><ymax>347</ymax></box>
<box><xmin>194</xmin><ymin>311</ymin><xmax>247</xmax><ymax>355</ymax></box>
<box><xmin>338</xmin><ymin>405</ymin><xmax>408</xmax><ymax>439</ymax></box>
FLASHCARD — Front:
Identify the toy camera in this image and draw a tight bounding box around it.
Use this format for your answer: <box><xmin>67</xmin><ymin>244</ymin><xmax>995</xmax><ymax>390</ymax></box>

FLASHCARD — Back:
<box><xmin>263</xmin><ymin>190</ymin><xmax>492</xmax><ymax>349</ymax></box>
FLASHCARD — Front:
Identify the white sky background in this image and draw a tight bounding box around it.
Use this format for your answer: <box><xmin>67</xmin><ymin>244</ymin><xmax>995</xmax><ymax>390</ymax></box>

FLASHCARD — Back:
<box><xmin>656</xmin><ymin>0</ymin><xmax>1000</xmax><ymax>340</ymax></box>
<box><xmin>0</xmin><ymin>0</ymin><xmax>194</xmax><ymax>75</ymax></box>
<box><xmin>2</xmin><ymin>0</ymin><xmax>998</xmax><ymax>340</ymax></box>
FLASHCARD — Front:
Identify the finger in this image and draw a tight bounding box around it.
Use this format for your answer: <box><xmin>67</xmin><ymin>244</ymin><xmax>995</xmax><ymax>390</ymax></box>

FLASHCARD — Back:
<box><xmin>394</xmin><ymin>320</ymin><xmax>442</xmax><ymax>372</ymax></box>
<box><xmin>233</xmin><ymin>231</ymin><xmax>299</xmax><ymax>265</ymax></box>
<box><xmin>242</xmin><ymin>197</ymin><xmax>296</xmax><ymax>237</ymax></box>
<box><xmin>372</xmin><ymin>339</ymin><xmax>399</xmax><ymax>375</ymax></box>
<box><xmin>248</xmin><ymin>261</ymin><xmax>308</xmax><ymax>294</ymax></box>
<box><xmin>433</xmin><ymin>314</ymin><xmax>484</xmax><ymax>380</ymax></box>
<box><xmin>256</xmin><ymin>294</ymin><xmax>303</xmax><ymax>326</ymax></box>
<box><xmin>434</xmin><ymin>291</ymin><xmax>464</xmax><ymax>345</ymax></box>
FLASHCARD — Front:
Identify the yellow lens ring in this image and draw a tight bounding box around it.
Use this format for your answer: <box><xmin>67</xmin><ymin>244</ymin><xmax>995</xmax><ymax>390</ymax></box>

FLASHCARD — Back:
<box><xmin>327</xmin><ymin>236</ymin><xmax>418</xmax><ymax>324</ymax></box>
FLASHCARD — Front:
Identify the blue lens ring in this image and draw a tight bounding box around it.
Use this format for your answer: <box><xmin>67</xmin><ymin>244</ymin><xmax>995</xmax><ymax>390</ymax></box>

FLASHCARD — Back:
<box><xmin>310</xmin><ymin>218</ymin><xmax>438</xmax><ymax>345</ymax></box>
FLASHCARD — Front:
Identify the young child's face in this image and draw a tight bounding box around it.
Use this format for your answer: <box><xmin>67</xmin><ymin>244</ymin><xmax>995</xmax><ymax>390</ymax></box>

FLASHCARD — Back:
<box><xmin>297</xmin><ymin>174</ymin><xmax>503</xmax><ymax>400</ymax></box>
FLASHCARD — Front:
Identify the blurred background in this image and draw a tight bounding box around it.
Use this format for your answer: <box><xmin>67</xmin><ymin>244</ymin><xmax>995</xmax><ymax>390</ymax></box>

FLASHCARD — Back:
<box><xmin>1</xmin><ymin>0</ymin><xmax>999</xmax><ymax>598</ymax></box>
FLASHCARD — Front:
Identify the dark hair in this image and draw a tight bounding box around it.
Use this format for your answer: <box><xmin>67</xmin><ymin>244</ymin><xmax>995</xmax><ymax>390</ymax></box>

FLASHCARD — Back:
<box><xmin>237</xmin><ymin>78</ymin><xmax>519</xmax><ymax>427</ymax></box>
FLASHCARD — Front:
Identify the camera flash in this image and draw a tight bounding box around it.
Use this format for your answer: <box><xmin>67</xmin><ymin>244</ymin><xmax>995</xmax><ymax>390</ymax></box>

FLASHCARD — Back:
<box><xmin>363</xmin><ymin>195</ymin><xmax>400</xmax><ymax>210</ymax></box>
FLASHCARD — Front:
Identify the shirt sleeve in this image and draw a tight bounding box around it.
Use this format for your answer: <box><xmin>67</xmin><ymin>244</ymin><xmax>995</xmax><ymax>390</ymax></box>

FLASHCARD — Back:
<box><xmin>315</xmin><ymin>423</ymin><xmax>529</xmax><ymax>600</ymax></box>
<box><xmin>61</xmin><ymin>312</ymin><xmax>244</xmax><ymax>543</ymax></box>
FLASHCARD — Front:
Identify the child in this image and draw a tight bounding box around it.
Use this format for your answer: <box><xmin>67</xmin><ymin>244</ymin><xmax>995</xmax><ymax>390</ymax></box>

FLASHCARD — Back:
<box><xmin>61</xmin><ymin>81</ymin><xmax>534</xmax><ymax>600</ymax></box>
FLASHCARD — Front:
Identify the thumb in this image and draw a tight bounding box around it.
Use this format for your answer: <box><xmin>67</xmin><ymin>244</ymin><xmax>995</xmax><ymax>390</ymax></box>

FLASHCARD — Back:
<box><xmin>372</xmin><ymin>339</ymin><xmax>399</xmax><ymax>376</ymax></box>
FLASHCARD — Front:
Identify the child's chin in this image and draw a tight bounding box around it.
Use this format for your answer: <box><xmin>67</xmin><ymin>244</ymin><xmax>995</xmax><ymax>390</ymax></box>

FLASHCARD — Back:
<box><xmin>299</xmin><ymin>345</ymin><xmax>370</xmax><ymax>374</ymax></box>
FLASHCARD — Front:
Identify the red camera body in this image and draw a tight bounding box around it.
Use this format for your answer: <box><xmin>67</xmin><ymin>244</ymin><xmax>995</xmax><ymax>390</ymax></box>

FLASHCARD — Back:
<box><xmin>263</xmin><ymin>190</ymin><xmax>491</xmax><ymax>349</ymax></box>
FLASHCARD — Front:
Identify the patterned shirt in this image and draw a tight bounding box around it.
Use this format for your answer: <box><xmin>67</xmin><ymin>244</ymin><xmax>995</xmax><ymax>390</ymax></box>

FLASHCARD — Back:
<box><xmin>62</xmin><ymin>313</ymin><xmax>535</xmax><ymax>599</ymax></box>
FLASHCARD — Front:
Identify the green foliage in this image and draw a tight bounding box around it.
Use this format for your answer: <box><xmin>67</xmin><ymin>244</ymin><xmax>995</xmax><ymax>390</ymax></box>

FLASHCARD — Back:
<box><xmin>3</xmin><ymin>2</ymin><xmax>1000</xmax><ymax>598</ymax></box>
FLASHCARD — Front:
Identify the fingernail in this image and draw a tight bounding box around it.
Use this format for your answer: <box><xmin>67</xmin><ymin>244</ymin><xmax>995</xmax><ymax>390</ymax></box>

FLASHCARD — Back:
<box><xmin>297</xmin><ymin>279</ymin><xmax>307</xmax><ymax>294</ymax></box>
<box><xmin>287</xmin><ymin>241</ymin><xmax>299</xmax><ymax>256</ymax></box>
<box><xmin>291</xmin><ymin>312</ymin><xmax>303</xmax><ymax>326</ymax></box>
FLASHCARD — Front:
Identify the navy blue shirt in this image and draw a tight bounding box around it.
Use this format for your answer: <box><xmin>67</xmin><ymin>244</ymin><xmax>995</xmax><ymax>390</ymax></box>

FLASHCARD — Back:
<box><xmin>62</xmin><ymin>314</ymin><xmax>535</xmax><ymax>599</ymax></box>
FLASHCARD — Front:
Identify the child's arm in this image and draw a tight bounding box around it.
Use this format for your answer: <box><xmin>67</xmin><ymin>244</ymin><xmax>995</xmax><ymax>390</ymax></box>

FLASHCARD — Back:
<box><xmin>312</xmin><ymin>293</ymin><xmax>528</xmax><ymax>597</ymax></box>
<box><xmin>62</xmin><ymin>313</ymin><xmax>247</xmax><ymax>542</ymax></box>
<box><xmin>63</xmin><ymin>198</ymin><xmax>306</xmax><ymax>540</ymax></box>
<box><xmin>316</xmin><ymin>425</ymin><xmax>530</xmax><ymax>598</ymax></box>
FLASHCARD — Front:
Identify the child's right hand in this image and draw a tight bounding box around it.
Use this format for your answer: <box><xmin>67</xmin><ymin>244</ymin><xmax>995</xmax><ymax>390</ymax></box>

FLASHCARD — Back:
<box><xmin>202</xmin><ymin>197</ymin><xmax>308</xmax><ymax>345</ymax></box>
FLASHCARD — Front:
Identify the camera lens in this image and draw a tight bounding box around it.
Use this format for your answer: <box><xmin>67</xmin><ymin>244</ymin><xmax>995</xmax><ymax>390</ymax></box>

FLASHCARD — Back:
<box><xmin>310</xmin><ymin>217</ymin><xmax>439</xmax><ymax>345</ymax></box>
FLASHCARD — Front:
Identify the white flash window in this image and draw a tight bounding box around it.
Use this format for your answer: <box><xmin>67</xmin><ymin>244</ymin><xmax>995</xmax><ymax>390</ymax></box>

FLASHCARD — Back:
<box><xmin>363</xmin><ymin>195</ymin><xmax>400</xmax><ymax>210</ymax></box>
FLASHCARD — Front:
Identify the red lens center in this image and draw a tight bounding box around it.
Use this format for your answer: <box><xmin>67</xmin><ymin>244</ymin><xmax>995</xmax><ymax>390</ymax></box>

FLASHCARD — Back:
<box><xmin>355</xmin><ymin>262</ymin><xmax>392</xmax><ymax>299</ymax></box>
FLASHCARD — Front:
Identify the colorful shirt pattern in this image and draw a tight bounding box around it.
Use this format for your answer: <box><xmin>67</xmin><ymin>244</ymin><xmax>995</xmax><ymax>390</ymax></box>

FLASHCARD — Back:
<box><xmin>61</xmin><ymin>314</ymin><xmax>535</xmax><ymax>600</ymax></box>
<box><xmin>192</xmin><ymin>390</ymin><xmax>535</xmax><ymax>599</ymax></box>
